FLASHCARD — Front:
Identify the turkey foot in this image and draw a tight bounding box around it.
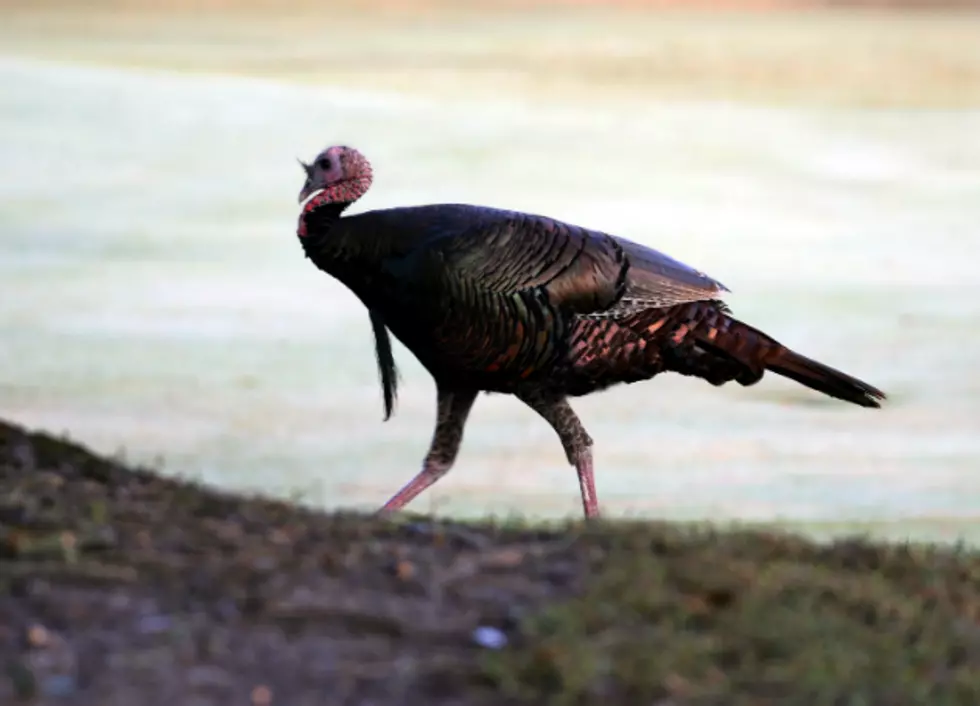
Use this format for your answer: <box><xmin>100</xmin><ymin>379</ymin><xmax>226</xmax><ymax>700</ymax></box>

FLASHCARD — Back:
<box><xmin>377</xmin><ymin>386</ymin><xmax>476</xmax><ymax>514</ymax></box>
<box><xmin>574</xmin><ymin>449</ymin><xmax>600</xmax><ymax>519</ymax></box>
<box><xmin>517</xmin><ymin>390</ymin><xmax>601</xmax><ymax>519</ymax></box>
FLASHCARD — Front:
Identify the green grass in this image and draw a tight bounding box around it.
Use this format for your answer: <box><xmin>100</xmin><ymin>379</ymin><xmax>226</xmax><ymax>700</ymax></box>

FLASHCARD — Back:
<box><xmin>484</xmin><ymin>523</ymin><xmax>980</xmax><ymax>704</ymax></box>
<box><xmin>2</xmin><ymin>417</ymin><xmax>979</xmax><ymax>704</ymax></box>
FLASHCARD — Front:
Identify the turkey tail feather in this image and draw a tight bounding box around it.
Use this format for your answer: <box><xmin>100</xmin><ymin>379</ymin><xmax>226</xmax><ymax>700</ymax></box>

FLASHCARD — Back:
<box><xmin>684</xmin><ymin>306</ymin><xmax>885</xmax><ymax>408</ymax></box>
<box><xmin>369</xmin><ymin>310</ymin><xmax>399</xmax><ymax>420</ymax></box>
<box><xmin>764</xmin><ymin>347</ymin><xmax>885</xmax><ymax>409</ymax></box>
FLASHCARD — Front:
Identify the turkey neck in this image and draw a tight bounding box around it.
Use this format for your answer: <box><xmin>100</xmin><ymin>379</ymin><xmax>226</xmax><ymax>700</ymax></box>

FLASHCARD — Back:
<box><xmin>298</xmin><ymin>200</ymin><xmax>347</xmax><ymax>258</ymax></box>
<box><xmin>298</xmin><ymin>201</ymin><xmax>387</xmax><ymax>306</ymax></box>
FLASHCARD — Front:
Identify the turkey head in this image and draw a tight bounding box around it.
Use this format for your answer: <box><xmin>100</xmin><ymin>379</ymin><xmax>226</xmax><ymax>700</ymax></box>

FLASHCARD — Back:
<box><xmin>298</xmin><ymin>145</ymin><xmax>373</xmax><ymax>206</ymax></box>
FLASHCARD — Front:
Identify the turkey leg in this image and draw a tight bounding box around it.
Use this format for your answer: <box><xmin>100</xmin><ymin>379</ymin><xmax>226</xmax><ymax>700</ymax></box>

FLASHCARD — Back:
<box><xmin>517</xmin><ymin>390</ymin><xmax>599</xmax><ymax>519</ymax></box>
<box><xmin>377</xmin><ymin>386</ymin><xmax>477</xmax><ymax>514</ymax></box>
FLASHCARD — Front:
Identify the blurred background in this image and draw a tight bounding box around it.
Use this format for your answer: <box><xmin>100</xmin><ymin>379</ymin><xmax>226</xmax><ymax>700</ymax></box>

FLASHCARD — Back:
<box><xmin>1</xmin><ymin>0</ymin><xmax>978</xmax><ymax>540</ymax></box>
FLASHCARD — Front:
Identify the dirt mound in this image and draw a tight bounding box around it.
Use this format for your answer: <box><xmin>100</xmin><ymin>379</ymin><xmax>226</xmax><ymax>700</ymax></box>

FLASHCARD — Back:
<box><xmin>2</xmin><ymin>417</ymin><xmax>979</xmax><ymax>705</ymax></box>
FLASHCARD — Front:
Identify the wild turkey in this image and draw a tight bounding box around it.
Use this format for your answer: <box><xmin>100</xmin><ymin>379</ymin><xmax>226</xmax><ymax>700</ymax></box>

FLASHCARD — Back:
<box><xmin>295</xmin><ymin>145</ymin><xmax>886</xmax><ymax>519</ymax></box>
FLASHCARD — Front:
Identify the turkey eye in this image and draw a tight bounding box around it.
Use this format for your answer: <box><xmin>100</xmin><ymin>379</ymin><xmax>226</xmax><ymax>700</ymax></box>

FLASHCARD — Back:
<box><xmin>317</xmin><ymin>157</ymin><xmax>331</xmax><ymax>170</ymax></box>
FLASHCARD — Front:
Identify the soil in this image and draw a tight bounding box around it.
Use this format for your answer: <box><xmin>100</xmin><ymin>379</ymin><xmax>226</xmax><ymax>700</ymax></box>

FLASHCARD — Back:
<box><xmin>2</xmin><ymin>417</ymin><xmax>980</xmax><ymax>705</ymax></box>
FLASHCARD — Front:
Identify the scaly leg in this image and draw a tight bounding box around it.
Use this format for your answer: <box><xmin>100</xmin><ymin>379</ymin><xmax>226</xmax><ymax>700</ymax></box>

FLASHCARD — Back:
<box><xmin>378</xmin><ymin>386</ymin><xmax>478</xmax><ymax>514</ymax></box>
<box><xmin>517</xmin><ymin>390</ymin><xmax>599</xmax><ymax>519</ymax></box>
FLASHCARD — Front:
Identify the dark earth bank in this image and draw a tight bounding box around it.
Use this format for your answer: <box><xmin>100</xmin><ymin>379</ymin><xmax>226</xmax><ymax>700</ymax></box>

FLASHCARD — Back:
<box><xmin>2</xmin><ymin>418</ymin><xmax>979</xmax><ymax>705</ymax></box>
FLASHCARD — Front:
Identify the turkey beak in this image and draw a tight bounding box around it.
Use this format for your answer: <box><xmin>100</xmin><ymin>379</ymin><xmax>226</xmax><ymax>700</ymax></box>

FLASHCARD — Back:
<box><xmin>297</xmin><ymin>159</ymin><xmax>316</xmax><ymax>204</ymax></box>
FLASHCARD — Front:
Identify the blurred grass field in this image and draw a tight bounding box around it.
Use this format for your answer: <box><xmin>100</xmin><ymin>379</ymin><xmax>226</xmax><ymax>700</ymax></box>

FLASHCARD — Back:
<box><xmin>1</xmin><ymin>1</ymin><xmax>979</xmax><ymax>539</ymax></box>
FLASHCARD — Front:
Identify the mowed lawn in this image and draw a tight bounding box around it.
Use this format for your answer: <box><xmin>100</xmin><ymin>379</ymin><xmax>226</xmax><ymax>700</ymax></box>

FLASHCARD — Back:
<box><xmin>0</xmin><ymin>3</ymin><xmax>978</xmax><ymax>538</ymax></box>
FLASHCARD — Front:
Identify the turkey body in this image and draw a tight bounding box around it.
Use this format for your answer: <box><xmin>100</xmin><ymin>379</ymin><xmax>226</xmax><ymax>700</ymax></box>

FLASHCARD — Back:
<box><xmin>308</xmin><ymin>203</ymin><xmax>736</xmax><ymax>397</ymax></box>
<box><xmin>296</xmin><ymin>146</ymin><xmax>886</xmax><ymax>519</ymax></box>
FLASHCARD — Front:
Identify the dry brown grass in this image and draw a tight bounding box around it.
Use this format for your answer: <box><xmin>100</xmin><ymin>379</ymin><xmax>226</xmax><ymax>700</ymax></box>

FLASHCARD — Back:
<box><xmin>1</xmin><ymin>1</ymin><xmax>979</xmax><ymax>107</ymax></box>
<box><xmin>4</xmin><ymin>0</ymin><xmax>979</xmax><ymax>10</ymax></box>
